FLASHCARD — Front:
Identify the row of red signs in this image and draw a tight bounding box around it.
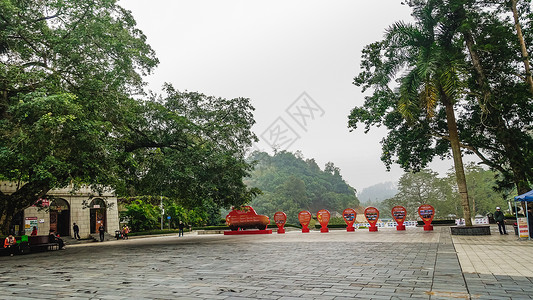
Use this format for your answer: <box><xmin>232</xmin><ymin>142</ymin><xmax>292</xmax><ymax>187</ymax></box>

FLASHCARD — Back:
<box><xmin>273</xmin><ymin>204</ymin><xmax>435</xmax><ymax>233</ymax></box>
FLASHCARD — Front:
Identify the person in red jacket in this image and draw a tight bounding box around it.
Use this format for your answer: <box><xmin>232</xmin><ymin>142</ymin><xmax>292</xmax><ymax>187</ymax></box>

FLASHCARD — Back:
<box><xmin>4</xmin><ymin>234</ymin><xmax>17</xmax><ymax>256</ymax></box>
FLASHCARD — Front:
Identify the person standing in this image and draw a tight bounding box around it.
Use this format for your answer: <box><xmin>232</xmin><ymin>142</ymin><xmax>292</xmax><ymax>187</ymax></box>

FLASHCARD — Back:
<box><xmin>178</xmin><ymin>221</ymin><xmax>184</xmax><ymax>237</ymax></box>
<box><xmin>122</xmin><ymin>225</ymin><xmax>129</xmax><ymax>240</ymax></box>
<box><xmin>494</xmin><ymin>207</ymin><xmax>508</xmax><ymax>235</ymax></box>
<box><xmin>4</xmin><ymin>234</ymin><xmax>17</xmax><ymax>256</ymax></box>
<box><xmin>30</xmin><ymin>226</ymin><xmax>38</xmax><ymax>236</ymax></box>
<box><xmin>73</xmin><ymin>223</ymin><xmax>81</xmax><ymax>240</ymax></box>
<box><xmin>98</xmin><ymin>224</ymin><xmax>105</xmax><ymax>242</ymax></box>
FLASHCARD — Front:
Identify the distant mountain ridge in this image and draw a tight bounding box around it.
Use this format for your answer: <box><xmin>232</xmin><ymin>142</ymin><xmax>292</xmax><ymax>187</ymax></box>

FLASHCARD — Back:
<box><xmin>358</xmin><ymin>182</ymin><xmax>398</xmax><ymax>204</ymax></box>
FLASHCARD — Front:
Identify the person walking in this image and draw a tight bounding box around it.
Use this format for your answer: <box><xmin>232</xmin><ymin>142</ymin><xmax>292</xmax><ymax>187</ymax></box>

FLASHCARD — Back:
<box><xmin>178</xmin><ymin>221</ymin><xmax>184</xmax><ymax>237</ymax></box>
<box><xmin>3</xmin><ymin>234</ymin><xmax>17</xmax><ymax>256</ymax></box>
<box><xmin>73</xmin><ymin>223</ymin><xmax>81</xmax><ymax>240</ymax></box>
<box><xmin>98</xmin><ymin>224</ymin><xmax>105</xmax><ymax>242</ymax></box>
<box><xmin>494</xmin><ymin>207</ymin><xmax>508</xmax><ymax>235</ymax></box>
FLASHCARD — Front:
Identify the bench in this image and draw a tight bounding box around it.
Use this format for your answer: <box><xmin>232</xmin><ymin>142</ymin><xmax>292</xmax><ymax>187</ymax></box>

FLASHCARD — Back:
<box><xmin>28</xmin><ymin>235</ymin><xmax>60</xmax><ymax>252</ymax></box>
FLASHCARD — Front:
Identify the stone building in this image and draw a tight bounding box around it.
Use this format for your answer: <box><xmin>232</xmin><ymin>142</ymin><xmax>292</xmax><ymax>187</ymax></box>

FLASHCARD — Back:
<box><xmin>2</xmin><ymin>182</ymin><xmax>119</xmax><ymax>238</ymax></box>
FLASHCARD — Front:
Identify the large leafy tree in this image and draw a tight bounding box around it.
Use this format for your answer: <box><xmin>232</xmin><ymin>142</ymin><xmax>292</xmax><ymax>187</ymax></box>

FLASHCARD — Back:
<box><xmin>0</xmin><ymin>0</ymin><xmax>158</xmax><ymax>234</ymax></box>
<box><xmin>350</xmin><ymin>0</ymin><xmax>533</xmax><ymax>225</ymax></box>
<box><xmin>0</xmin><ymin>0</ymin><xmax>258</xmax><ymax>234</ymax></box>
<box><xmin>350</xmin><ymin>1</ymin><xmax>474</xmax><ymax>224</ymax></box>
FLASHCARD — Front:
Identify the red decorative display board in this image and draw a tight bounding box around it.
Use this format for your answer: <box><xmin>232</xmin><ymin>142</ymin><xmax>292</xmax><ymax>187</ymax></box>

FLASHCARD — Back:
<box><xmin>298</xmin><ymin>211</ymin><xmax>312</xmax><ymax>233</ymax></box>
<box><xmin>274</xmin><ymin>211</ymin><xmax>287</xmax><ymax>234</ymax></box>
<box><xmin>364</xmin><ymin>207</ymin><xmax>380</xmax><ymax>232</ymax></box>
<box><xmin>418</xmin><ymin>204</ymin><xmax>435</xmax><ymax>231</ymax></box>
<box><xmin>391</xmin><ymin>206</ymin><xmax>407</xmax><ymax>231</ymax></box>
<box><xmin>317</xmin><ymin>209</ymin><xmax>330</xmax><ymax>233</ymax></box>
<box><xmin>343</xmin><ymin>208</ymin><xmax>356</xmax><ymax>232</ymax></box>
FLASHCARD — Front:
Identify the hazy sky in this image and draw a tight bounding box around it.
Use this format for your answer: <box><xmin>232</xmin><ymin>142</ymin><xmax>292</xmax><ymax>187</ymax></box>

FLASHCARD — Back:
<box><xmin>119</xmin><ymin>0</ymin><xmax>464</xmax><ymax>193</ymax></box>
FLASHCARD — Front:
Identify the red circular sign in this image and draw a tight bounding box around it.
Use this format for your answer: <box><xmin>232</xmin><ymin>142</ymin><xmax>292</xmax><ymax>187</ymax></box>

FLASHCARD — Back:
<box><xmin>274</xmin><ymin>211</ymin><xmax>287</xmax><ymax>227</ymax></box>
<box><xmin>364</xmin><ymin>207</ymin><xmax>380</xmax><ymax>225</ymax></box>
<box><xmin>298</xmin><ymin>211</ymin><xmax>312</xmax><ymax>227</ymax></box>
<box><xmin>343</xmin><ymin>208</ymin><xmax>356</xmax><ymax>226</ymax></box>
<box><xmin>418</xmin><ymin>204</ymin><xmax>435</xmax><ymax>223</ymax></box>
<box><xmin>317</xmin><ymin>209</ymin><xmax>330</xmax><ymax>228</ymax></box>
<box><xmin>391</xmin><ymin>206</ymin><xmax>407</xmax><ymax>224</ymax></box>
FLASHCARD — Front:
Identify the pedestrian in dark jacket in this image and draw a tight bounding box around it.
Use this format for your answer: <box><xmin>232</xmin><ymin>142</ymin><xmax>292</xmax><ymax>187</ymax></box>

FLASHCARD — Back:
<box><xmin>73</xmin><ymin>223</ymin><xmax>80</xmax><ymax>240</ymax></box>
<box><xmin>98</xmin><ymin>224</ymin><xmax>105</xmax><ymax>242</ymax></box>
<box><xmin>494</xmin><ymin>207</ymin><xmax>507</xmax><ymax>235</ymax></box>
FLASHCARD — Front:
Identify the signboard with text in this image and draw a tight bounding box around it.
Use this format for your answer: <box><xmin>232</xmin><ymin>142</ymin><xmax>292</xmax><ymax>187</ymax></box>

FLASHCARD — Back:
<box><xmin>274</xmin><ymin>211</ymin><xmax>287</xmax><ymax>234</ymax></box>
<box><xmin>391</xmin><ymin>206</ymin><xmax>407</xmax><ymax>231</ymax></box>
<box><xmin>298</xmin><ymin>211</ymin><xmax>312</xmax><ymax>233</ymax></box>
<box><xmin>343</xmin><ymin>208</ymin><xmax>356</xmax><ymax>232</ymax></box>
<box><xmin>364</xmin><ymin>207</ymin><xmax>379</xmax><ymax>232</ymax></box>
<box><xmin>418</xmin><ymin>204</ymin><xmax>435</xmax><ymax>231</ymax></box>
<box><xmin>517</xmin><ymin>217</ymin><xmax>529</xmax><ymax>238</ymax></box>
<box><xmin>317</xmin><ymin>209</ymin><xmax>330</xmax><ymax>233</ymax></box>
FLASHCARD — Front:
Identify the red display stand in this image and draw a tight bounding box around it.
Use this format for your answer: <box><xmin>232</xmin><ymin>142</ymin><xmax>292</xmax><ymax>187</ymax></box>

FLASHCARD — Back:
<box><xmin>343</xmin><ymin>208</ymin><xmax>356</xmax><ymax>232</ymax></box>
<box><xmin>365</xmin><ymin>207</ymin><xmax>379</xmax><ymax>232</ymax></box>
<box><xmin>224</xmin><ymin>229</ymin><xmax>272</xmax><ymax>235</ymax></box>
<box><xmin>418</xmin><ymin>204</ymin><xmax>435</xmax><ymax>231</ymax></box>
<box><xmin>298</xmin><ymin>211</ymin><xmax>312</xmax><ymax>233</ymax></box>
<box><xmin>274</xmin><ymin>211</ymin><xmax>287</xmax><ymax>234</ymax></box>
<box><xmin>391</xmin><ymin>206</ymin><xmax>407</xmax><ymax>231</ymax></box>
<box><xmin>317</xmin><ymin>209</ymin><xmax>330</xmax><ymax>233</ymax></box>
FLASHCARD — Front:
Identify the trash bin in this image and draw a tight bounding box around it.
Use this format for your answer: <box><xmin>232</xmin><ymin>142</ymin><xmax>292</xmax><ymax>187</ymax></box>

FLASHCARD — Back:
<box><xmin>114</xmin><ymin>230</ymin><xmax>122</xmax><ymax>240</ymax></box>
<box><xmin>513</xmin><ymin>223</ymin><xmax>518</xmax><ymax>235</ymax></box>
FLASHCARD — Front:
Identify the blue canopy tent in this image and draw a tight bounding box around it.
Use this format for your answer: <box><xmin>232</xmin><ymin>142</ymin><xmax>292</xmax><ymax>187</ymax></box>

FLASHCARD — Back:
<box><xmin>514</xmin><ymin>190</ymin><xmax>533</xmax><ymax>202</ymax></box>
<box><xmin>514</xmin><ymin>190</ymin><xmax>533</xmax><ymax>240</ymax></box>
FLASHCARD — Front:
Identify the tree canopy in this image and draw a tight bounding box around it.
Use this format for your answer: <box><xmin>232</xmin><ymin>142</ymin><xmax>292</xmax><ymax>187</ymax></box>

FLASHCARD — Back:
<box><xmin>348</xmin><ymin>0</ymin><xmax>533</xmax><ymax>223</ymax></box>
<box><xmin>246</xmin><ymin>151</ymin><xmax>359</xmax><ymax>224</ymax></box>
<box><xmin>0</xmin><ymin>0</ymin><xmax>257</xmax><ymax>234</ymax></box>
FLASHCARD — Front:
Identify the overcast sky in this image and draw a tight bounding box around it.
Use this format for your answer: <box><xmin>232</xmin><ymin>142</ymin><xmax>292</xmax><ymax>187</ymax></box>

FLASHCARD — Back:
<box><xmin>119</xmin><ymin>0</ymin><xmax>466</xmax><ymax>193</ymax></box>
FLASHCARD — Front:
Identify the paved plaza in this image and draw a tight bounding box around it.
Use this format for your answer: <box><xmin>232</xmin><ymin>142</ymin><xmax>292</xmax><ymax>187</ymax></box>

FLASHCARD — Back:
<box><xmin>1</xmin><ymin>226</ymin><xmax>532</xmax><ymax>299</ymax></box>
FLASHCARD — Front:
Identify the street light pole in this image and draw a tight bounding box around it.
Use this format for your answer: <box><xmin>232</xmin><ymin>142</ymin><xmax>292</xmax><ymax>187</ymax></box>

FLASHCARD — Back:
<box><xmin>160</xmin><ymin>195</ymin><xmax>164</xmax><ymax>230</ymax></box>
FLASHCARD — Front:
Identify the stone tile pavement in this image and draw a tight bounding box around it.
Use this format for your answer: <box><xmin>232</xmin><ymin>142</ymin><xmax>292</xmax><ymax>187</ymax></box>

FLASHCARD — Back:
<box><xmin>0</xmin><ymin>226</ymin><xmax>531</xmax><ymax>299</ymax></box>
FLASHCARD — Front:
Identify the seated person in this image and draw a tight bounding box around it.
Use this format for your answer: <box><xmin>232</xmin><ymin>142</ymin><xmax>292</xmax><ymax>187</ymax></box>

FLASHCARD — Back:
<box><xmin>48</xmin><ymin>230</ymin><xmax>65</xmax><ymax>249</ymax></box>
<box><xmin>4</xmin><ymin>234</ymin><xmax>17</xmax><ymax>256</ymax></box>
<box><xmin>31</xmin><ymin>226</ymin><xmax>38</xmax><ymax>236</ymax></box>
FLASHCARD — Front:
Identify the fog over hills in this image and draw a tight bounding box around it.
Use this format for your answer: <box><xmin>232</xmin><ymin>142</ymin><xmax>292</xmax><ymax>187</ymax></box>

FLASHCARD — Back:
<box><xmin>357</xmin><ymin>182</ymin><xmax>398</xmax><ymax>204</ymax></box>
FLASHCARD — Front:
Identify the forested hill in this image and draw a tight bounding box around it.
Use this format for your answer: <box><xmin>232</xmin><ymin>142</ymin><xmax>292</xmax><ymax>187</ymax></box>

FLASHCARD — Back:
<box><xmin>245</xmin><ymin>151</ymin><xmax>359</xmax><ymax>223</ymax></box>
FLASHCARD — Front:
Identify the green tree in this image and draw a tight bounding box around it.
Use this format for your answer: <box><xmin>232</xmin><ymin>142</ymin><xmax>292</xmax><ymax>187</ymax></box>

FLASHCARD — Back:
<box><xmin>350</xmin><ymin>1</ymin><xmax>473</xmax><ymax>224</ymax></box>
<box><xmin>0</xmin><ymin>0</ymin><xmax>258</xmax><ymax>234</ymax></box>
<box><xmin>0</xmin><ymin>0</ymin><xmax>158</xmax><ymax>234</ymax></box>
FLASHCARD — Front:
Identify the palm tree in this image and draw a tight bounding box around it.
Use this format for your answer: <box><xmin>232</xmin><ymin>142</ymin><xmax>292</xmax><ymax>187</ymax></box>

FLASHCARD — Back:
<box><xmin>382</xmin><ymin>1</ymin><xmax>473</xmax><ymax>225</ymax></box>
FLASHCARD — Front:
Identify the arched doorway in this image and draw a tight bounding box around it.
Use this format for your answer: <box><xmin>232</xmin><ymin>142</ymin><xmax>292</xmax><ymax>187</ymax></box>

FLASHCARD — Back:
<box><xmin>50</xmin><ymin>198</ymin><xmax>70</xmax><ymax>237</ymax></box>
<box><xmin>90</xmin><ymin>198</ymin><xmax>107</xmax><ymax>233</ymax></box>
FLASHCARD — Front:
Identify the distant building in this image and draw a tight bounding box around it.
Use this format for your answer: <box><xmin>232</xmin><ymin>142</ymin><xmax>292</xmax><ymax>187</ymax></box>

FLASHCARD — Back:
<box><xmin>2</xmin><ymin>182</ymin><xmax>119</xmax><ymax>238</ymax></box>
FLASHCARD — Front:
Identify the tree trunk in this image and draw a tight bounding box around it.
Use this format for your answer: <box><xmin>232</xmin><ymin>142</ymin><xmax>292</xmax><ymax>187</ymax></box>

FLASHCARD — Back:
<box><xmin>510</xmin><ymin>0</ymin><xmax>533</xmax><ymax>96</ymax></box>
<box><xmin>443</xmin><ymin>97</ymin><xmax>473</xmax><ymax>226</ymax></box>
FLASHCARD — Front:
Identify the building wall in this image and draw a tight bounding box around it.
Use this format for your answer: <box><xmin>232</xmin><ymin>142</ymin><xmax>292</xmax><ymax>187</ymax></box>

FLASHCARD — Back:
<box><xmin>1</xmin><ymin>182</ymin><xmax>119</xmax><ymax>238</ymax></box>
